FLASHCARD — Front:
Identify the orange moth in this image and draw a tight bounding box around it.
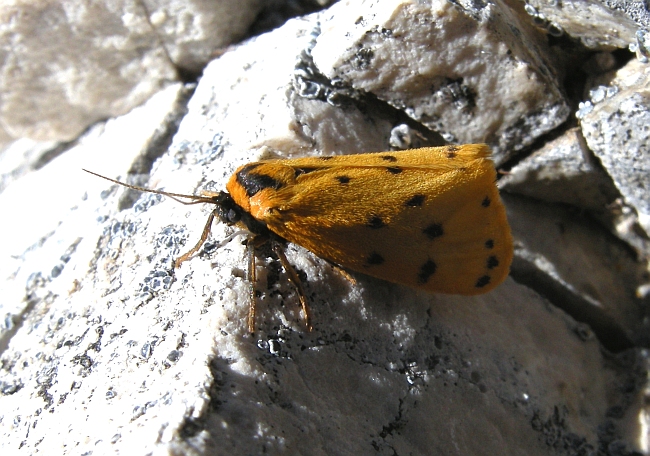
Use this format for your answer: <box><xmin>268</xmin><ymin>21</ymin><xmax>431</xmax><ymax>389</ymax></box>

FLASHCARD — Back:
<box><xmin>85</xmin><ymin>144</ymin><xmax>513</xmax><ymax>331</ymax></box>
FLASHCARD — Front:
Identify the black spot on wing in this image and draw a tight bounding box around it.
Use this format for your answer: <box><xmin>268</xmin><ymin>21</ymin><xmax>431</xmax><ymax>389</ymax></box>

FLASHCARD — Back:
<box><xmin>481</xmin><ymin>196</ymin><xmax>491</xmax><ymax>207</ymax></box>
<box><xmin>366</xmin><ymin>215</ymin><xmax>386</xmax><ymax>229</ymax></box>
<box><xmin>475</xmin><ymin>275</ymin><xmax>491</xmax><ymax>288</ymax></box>
<box><xmin>418</xmin><ymin>259</ymin><xmax>437</xmax><ymax>284</ymax></box>
<box><xmin>485</xmin><ymin>239</ymin><xmax>494</xmax><ymax>249</ymax></box>
<box><xmin>236</xmin><ymin>165</ymin><xmax>283</xmax><ymax>197</ymax></box>
<box><xmin>405</xmin><ymin>194</ymin><xmax>425</xmax><ymax>207</ymax></box>
<box><xmin>381</xmin><ymin>155</ymin><xmax>397</xmax><ymax>162</ymax></box>
<box><xmin>320</xmin><ymin>156</ymin><xmax>334</xmax><ymax>161</ymax></box>
<box><xmin>446</xmin><ymin>145</ymin><xmax>459</xmax><ymax>159</ymax></box>
<box><xmin>366</xmin><ymin>252</ymin><xmax>384</xmax><ymax>265</ymax></box>
<box><xmin>386</xmin><ymin>166</ymin><xmax>402</xmax><ymax>174</ymax></box>
<box><xmin>336</xmin><ymin>175</ymin><xmax>350</xmax><ymax>184</ymax></box>
<box><xmin>487</xmin><ymin>255</ymin><xmax>499</xmax><ymax>269</ymax></box>
<box><xmin>423</xmin><ymin>223</ymin><xmax>443</xmax><ymax>240</ymax></box>
<box><xmin>294</xmin><ymin>167</ymin><xmax>320</xmax><ymax>178</ymax></box>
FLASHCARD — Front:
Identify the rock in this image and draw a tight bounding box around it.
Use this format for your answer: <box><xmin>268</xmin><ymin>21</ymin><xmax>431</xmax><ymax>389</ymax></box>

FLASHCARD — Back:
<box><xmin>1</xmin><ymin>2</ymin><xmax>648</xmax><ymax>455</ymax></box>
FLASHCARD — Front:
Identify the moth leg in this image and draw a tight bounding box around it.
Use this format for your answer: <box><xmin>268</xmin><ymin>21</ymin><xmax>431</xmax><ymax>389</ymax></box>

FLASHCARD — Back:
<box><xmin>247</xmin><ymin>237</ymin><xmax>257</xmax><ymax>333</ymax></box>
<box><xmin>271</xmin><ymin>242</ymin><xmax>312</xmax><ymax>331</ymax></box>
<box><xmin>325</xmin><ymin>261</ymin><xmax>357</xmax><ymax>286</ymax></box>
<box><xmin>246</xmin><ymin>234</ymin><xmax>268</xmax><ymax>333</ymax></box>
<box><xmin>173</xmin><ymin>210</ymin><xmax>216</xmax><ymax>268</ymax></box>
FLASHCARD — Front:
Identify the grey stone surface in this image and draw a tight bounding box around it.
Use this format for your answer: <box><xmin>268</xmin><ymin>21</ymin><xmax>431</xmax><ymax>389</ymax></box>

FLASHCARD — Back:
<box><xmin>522</xmin><ymin>0</ymin><xmax>641</xmax><ymax>49</ymax></box>
<box><xmin>504</xmin><ymin>193</ymin><xmax>650</xmax><ymax>349</ymax></box>
<box><xmin>0</xmin><ymin>2</ymin><xmax>649</xmax><ymax>455</ymax></box>
<box><xmin>311</xmin><ymin>0</ymin><xmax>570</xmax><ymax>162</ymax></box>
<box><xmin>0</xmin><ymin>0</ymin><xmax>261</xmax><ymax>144</ymax></box>
<box><xmin>580</xmin><ymin>59</ymin><xmax>650</xmax><ymax>240</ymax></box>
<box><xmin>500</xmin><ymin>128</ymin><xmax>650</xmax><ymax>260</ymax></box>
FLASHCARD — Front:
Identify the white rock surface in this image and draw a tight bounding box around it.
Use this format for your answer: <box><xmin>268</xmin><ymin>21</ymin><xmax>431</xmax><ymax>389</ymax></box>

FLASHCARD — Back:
<box><xmin>311</xmin><ymin>0</ymin><xmax>569</xmax><ymax>161</ymax></box>
<box><xmin>0</xmin><ymin>0</ymin><xmax>261</xmax><ymax>144</ymax></box>
<box><xmin>0</xmin><ymin>2</ymin><xmax>649</xmax><ymax>456</ymax></box>
<box><xmin>523</xmin><ymin>0</ymin><xmax>641</xmax><ymax>49</ymax></box>
<box><xmin>499</xmin><ymin>129</ymin><xmax>650</xmax><ymax>260</ymax></box>
<box><xmin>579</xmin><ymin>59</ymin><xmax>650</xmax><ymax>240</ymax></box>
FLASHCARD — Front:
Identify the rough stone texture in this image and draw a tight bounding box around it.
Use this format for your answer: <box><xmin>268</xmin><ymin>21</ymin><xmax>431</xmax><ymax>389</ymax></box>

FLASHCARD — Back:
<box><xmin>0</xmin><ymin>0</ymin><xmax>261</xmax><ymax>144</ymax></box>
<box><xmin>579</xmin><ymin>58</ymin><xmax>650</xmax><ymax>240</ymax></box>
<box><xmin>500</xmin><ymin>129</ymin><xmax>650</xmax><ymax>260</ymax></box>
<box><xmin>522</xmin><ymin>0</ymin><xmax>641</xmax><ymax>49</ymax></box>
<box><xmin>143</xmin><ymin>0</ymin><xmax>262</xmax><ymax>74</ymax></box>
<box><xmin>1</xmin><ymin>1</ymin><xmax>650</xmax><ymax>456</ymax></box>
<box><xmin>311</xmin><ymin>0</ymin><xmax>570</xmax><ymax>162</ymax></box>
<box><xmin>504</xmin><ymin>193</ymin><xmax>650</xmax><ymax>350</ymax></box>
<box><xmin>500</xmin><ymin>129</ymin><xmax>617</xmax><ymax>213</ymax></box>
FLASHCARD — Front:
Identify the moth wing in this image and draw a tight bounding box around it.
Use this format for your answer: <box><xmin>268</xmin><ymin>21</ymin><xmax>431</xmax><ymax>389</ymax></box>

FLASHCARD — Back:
<box><xmin>236</xmin><ymin>145</ymin><xmax>513</xmax><ymax>294</ymax></box>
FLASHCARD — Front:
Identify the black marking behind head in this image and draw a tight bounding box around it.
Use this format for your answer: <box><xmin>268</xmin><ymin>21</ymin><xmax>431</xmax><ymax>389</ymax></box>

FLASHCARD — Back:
<box><xmin>381</xmin><ymin>155</ymin><xmax>398</xmax><ymax>162</ymax></box>
<box><xmin>418</xmin><ymin>259</ymin><xmax>437</xmax><ymax>284</ymax></box>
<box><xmin>487</xmin><ymin>256</ymin><xmax>499</xmax><ymax>269</ymax></box>
<box><xmin>475</xmin><ymin>275</ymin><xmax>491</xmax><ymax>288</ymax></box>
<box><xmin>236</xmin><ymin>165</ymin><xmax>283</xmax><ymax>197</ymax></box>
<box><xmin>485</xmin><ymin>239</ymin><xmax>494</xmax><ymax>249</ymax></box>
<box><xmin>386</xmin><ymin>167</ymin><xmax>402</xmax><ymax>174</ymax></box>
<box><xmin>423</xmin><ymin>223</ymin><xmax>443</xmax><ymax>240</ymax></box>
<box><xmin>336</xmin><ymin>175</ymin><xmax>351</xmax><ymax>184</ymax></box>
<box><xmin>366</xmin><ymin>215</ymin><xmax>386</xmax><ymax>229</ymax></box>
<box><xmin>366</xmin><ymin>252</ymin><xmax>385</xmax><ymax>265</ymax></box>
<box><xmin>481</xmin><ymin>196</ymin><xmax>491</xmax><ymax>207</ymax></box>
<box><xmin>320</xmin><ymin>156</ymin><xmax>334</xmax><ymax>161</ymax></box>
<box><xmin>405</xmin><ymin>194</ymin><xmax>425</xmax><ymax>207</ymax></box>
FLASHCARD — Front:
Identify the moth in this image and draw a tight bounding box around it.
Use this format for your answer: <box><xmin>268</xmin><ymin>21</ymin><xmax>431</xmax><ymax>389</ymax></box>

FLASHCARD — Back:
<box><xmin>85</xmin><ymin>144</ymin><xmax>513</xmax><ymax>331</ymax></box>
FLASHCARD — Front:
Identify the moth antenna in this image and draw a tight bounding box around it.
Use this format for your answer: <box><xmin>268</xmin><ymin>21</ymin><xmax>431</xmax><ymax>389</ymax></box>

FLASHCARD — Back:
<box><xmin>173</xmin><ymin>210</ymin><xmax>217</xmax><ymax>268</ymax></box>
<box><xmin>83</xmin><ymin>169</ymin><xmax>216</xmax><ymax>205</ymax></box>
